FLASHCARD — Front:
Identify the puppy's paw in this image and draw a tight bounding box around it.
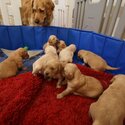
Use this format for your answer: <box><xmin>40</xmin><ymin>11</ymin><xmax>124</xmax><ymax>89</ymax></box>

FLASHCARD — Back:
<box><xmin>57</xmin><ymin>94</ymin><xmax>63</xmax><ymax>99</ymax></box>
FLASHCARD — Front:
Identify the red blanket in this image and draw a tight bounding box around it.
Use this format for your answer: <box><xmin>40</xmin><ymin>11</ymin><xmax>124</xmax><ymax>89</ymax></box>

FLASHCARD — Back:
<box><xmin>0</xmin><ymin>64</ymin><xmax>114</xmax><ymax>125</ymax></box>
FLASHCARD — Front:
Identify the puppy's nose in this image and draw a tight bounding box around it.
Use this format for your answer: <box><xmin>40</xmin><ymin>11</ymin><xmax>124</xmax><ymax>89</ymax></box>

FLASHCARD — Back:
<box><xmin>45</xmin><ymin>72</ymin><xmax>49</xmax><ymax>76</ymax></box>
<box><xmin>35</xmin><ymin>19</ymin><xmax>40</xmax><ymax>24</ymax></box>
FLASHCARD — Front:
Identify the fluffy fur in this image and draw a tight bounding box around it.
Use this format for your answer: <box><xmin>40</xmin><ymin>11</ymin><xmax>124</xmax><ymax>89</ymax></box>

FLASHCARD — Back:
<box><xmin>59</xmin><ymin>44</ymin><xmax>76</xmax><ymax>63</ymax></box>
<box><xmin>89</xmin><ymin>74</ymin><xmax>125</xmax><ymax>125</ymax></box>
<box><xmin>0</xmin><ymin>48</ymin><xmax>29</xmax><ymax>79</ymax></box>
<box><xmin>57</xmin><ymin>40</ymin><xmax>67</xmax><ymax>54</ymax></box>
<box><xmin>43</xmin><ymin>59</ymin><xmax>64</xmax><ymax>88</ymax></box>
<box><xmin>78</xmin><ymin>50</ymin><xmax>119</xmax><ymax>71</ymax></box>
<box><xmin>57</xmin><ymin>63</ymin><xmax>103</xmax><ymax>99</ymax></box>
<box><xmin>43</xmin><ymin>35</ymin><xmax>59</xmax><ymax>50</ymax></box>
<box><xmin>21</xmin><ymin>0</ymin><xmax>55</xmax><ymax>26</ymax></box>
<box><xmin>32</xmin><ymin>45</ymin><xmax>58</xmax><ymax>75</ymax></box>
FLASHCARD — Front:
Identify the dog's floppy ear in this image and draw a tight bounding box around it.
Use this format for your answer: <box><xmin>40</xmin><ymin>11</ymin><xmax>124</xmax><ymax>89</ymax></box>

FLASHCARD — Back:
<box><xmin>46</xmin><ymin>0</ymin><xmax>55</xmax><ymax>11</ymax></box>
<box><xmin>58</xmin><ymin>62</ymin><xmax>64</xmax><ymax>72</ymax></box>
<box><xmin>51</xmin><ymin>2</ymin><xmax>55</xmax><ymax>11</ymax></box>
<box><xmin>60</xmin><ymin>42</ymin><xmax>66</xmax><ymax>48</ymax></box>
<box><xmin>46</xmin><ymin>1</ymin><xmax>55</xmax><ymax>15</ymax></box>
<box><xmin>64</xmin><ymin>69</ymin><xmax>74</xmax><ymax>80</ymax></box>
<box><xmin>67</xmin><ymin>72</ymin><xmax>74</xmax><ymax>80</ymax></box>
<box><xmin>31</xmin><ymin>0</ymin><xmax>34</xmax><ymax>8</ymax></box>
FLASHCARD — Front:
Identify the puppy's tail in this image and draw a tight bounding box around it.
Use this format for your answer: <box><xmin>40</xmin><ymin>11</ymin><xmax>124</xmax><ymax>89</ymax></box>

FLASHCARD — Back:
<box><xmin>93</xmin><ymin>120</ymin><xmax>101</xmax><ymax>125</ymax></box>
<box><xmin>106</xmin><ymin>65</ymin><xmax>119</xmax><ymax>70</ymax></box>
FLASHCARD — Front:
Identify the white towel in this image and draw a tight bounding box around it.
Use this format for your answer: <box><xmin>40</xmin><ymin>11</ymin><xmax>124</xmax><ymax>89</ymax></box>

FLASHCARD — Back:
<box><xmin>1</xmin><ymin>48</ymin><xmax>43</xmax><ymax>58</ymax></box>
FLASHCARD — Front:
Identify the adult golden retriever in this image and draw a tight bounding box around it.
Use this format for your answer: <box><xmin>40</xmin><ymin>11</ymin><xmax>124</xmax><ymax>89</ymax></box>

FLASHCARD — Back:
<box><xmin>21</xmin><ymin>0</ymin><xmax>55</xmax><ymax>26</ymax></box>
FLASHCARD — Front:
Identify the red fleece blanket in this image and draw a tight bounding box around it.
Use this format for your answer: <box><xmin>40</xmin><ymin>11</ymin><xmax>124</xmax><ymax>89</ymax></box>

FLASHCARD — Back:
<box><xmin>0</xmin><ymin>64</ymin><xmax>114</xmax><ymax>125</ymax></box>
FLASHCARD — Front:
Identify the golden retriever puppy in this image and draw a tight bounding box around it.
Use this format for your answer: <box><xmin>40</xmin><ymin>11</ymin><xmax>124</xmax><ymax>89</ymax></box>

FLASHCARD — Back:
<box><xmin>0</xmin><ymin>48</ymin><xmax>29</xmax><ymax>79</ymax></box>
<box><xmin>43</xmin><ymin>59</ymin><xmax>64</xmax><ymax>88</ymax></box>
<box><xmin>57</xmin><ymin>40</ymin><xmax>67</xmax><ymax>54</ymax></box>
<box><xmin>57</xmin><ymin>63</ymin><xmax>103</xmax><ymax>99</ymax></box>
<box><xmin>32</xmin><ymin>45</ymin><xmax>58</xmax><ymax>75</ymax></box>
<box><xmin>43</xmin><ymin>35</ymin><xmax>59</xmax><ymax>50</ymax></box>
<box><xmin>21</xmin><ymin>0</ymin><xmax>55</xmax><ymax>26</ymax></box>
<box><xmin>78</xmin><ymin>50</ymin><xmax>119</xmax><ymax>71</ymax></box>
<box><xmin>89</xmin><ymin>74</ymin><xmax>125</xmax><ymax>125</ymax></box>
<box><xmin>59</xmin><ymin>44</ymin><xmax>76</xmax><ymax>63</ymax></box>
<box><xmin>44</xmin><ymin>44</ymin><xmax>58</xmax><ymax>57</ymax></box>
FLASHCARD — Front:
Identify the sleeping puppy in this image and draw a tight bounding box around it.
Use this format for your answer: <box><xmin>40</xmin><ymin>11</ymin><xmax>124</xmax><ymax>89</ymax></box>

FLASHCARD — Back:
<box><xmin>57</xmin><ymin>63</ymin><xmax>103</xmax><ymax>99</ymax></box>
<box><xmin>43</xmin><ymin>35</ymin><xmax>59</xmax><ymax>50</ymax></box>
<box><xmin>0</xmin><ymin>48</ymin><xmax>29</xmax><ymax>79</ymax></box>
<box><xmin>78</xmin><ymin>50</ymin><xmax>119</xmax><ymax>71</ymax></box>
<box><xmin>21</xmin><ymin>0</ymin><xmax>55</xmax><ymax>26</ymax></box>
<box><xmin>89</xmin><ymin>74</ymin><xmax>125</xmax><ymax>125</ymax></box>
<box><xmin>43</xmin><ymin>59</ymin><xmax>64</xmax><ymax>88</ymax></box>
<box><xmin>59</xmin><ymin>44</ymin><xmax>76</xmax><ymax>64</ymax></box>
<box><xmin>57</xmin><ymin>40</ymin><xmax>67</xmax><ymax>54</ymax></box>
<box><xmin>32</xmin><ymin>45</ymin><xmax>58</xmax><ymax>75</ymax></box>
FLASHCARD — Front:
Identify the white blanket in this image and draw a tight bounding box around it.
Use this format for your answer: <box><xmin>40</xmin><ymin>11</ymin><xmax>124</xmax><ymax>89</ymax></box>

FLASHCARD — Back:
<box><xmin>1</xmin><ymin>48</ymin><xmax>43</xmax><ymax>58</ymax></box>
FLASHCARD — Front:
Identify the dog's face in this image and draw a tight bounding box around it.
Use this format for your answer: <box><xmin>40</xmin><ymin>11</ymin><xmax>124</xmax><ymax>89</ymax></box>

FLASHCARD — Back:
<box><xmin>78</xmin><ymin>50</ymin><xmax>87</xmax><ymax>59</ymax></box>
<box><xmin>64</xmin><ymin>63</ymin><xmax>76</xmax><ymax>80</ymax></box>
<box><xmin>78</xmin><ymin>50</ymin><xmax>83</xmax><ymax>59</ymax></box>
<box><xmin>16</xmin><ymin>48</ymin><xmax>29</xmax><ymax>59</ymax></box>
<box><xmin>44</xmin><ymin>60</ymin><xmax>61</xmax><ymax>79</ymax></box>
<box><xmin>31</xmin><ymin>0</ymin><xmax>55</xmax><ymax>26</ymax></box>
<box><xmin>69</xmin><ymin>44</ymin><xmax>76</xmax><ymax>52</ymax></box>
<box><xmin>58</xmin><ymin>40</ymin><xmax>66</xmax><ymax>49</ymax></box>
<box><xmin>48</xmin><ymin>35</ymin><xmax>59</xmax><ymax>46</ymax></box>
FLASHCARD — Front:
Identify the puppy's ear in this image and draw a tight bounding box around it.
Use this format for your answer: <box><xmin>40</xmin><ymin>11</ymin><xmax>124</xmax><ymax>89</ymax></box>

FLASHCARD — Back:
<box><xmin>78</xmin><ymin>51</ymin><xmax>82</xmax><ymax>59</ymax></box>
<box><xmin>67</xmin><ymin>72</ymin><xmax>74</xmax><ymax>80</ymax></box>
<box><xmin>48</xmin><ymin>40</ymin><xmax>52</xmax><ymax>44</ymax></box>
<box><xmin>60</xmin><ymin>62</ymin><xmax>66</xmax><ymax>69</ymax></box>
<box><xmin>58</xmin><ymin>62</ymin><xmax>64</xmax><ymax>71</ymax></box>
<box><xmin>61</xmin><ymin>43</ymin><xmax>66</xmax><ymax>48</ymax></box>
<box><xmin>17</xmin><ymin>61</ymin><xmax>23</xmax><ymax>69</ymax></box>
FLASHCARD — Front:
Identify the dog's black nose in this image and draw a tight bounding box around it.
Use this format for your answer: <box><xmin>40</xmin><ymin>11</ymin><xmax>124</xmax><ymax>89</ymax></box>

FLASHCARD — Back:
<box><xmin>35</xmin><ymin>19</ymin><xmax>40</xmax><ymax>24</ymax></box>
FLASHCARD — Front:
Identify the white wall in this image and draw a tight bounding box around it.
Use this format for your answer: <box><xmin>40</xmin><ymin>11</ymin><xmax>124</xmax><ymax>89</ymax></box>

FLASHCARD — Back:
<box><xmin>52</xmin><ymin>0</ymin><xmax>75</xmax><ymax>27</ymax></box>
<box><xmin>0</xmin><ymin>0</ymin><xmax>21</xmax><ymax>25</ymax></box>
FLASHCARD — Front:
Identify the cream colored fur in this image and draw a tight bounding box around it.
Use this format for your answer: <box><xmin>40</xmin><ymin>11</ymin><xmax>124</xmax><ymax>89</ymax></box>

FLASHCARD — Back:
<box><xmin>32</xmin><ymin>45</ymin><xmax>58</xmax><ymax>75</ymax></box>
<box><xmin>59</xmin><ymin>44</ymin><xmax>76</xmax><ymax>63</ymax></box>
<box><xmin>89</xmin><ymin>74</ymin><xmax>125</xmax><ymax>125</ymax></box>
